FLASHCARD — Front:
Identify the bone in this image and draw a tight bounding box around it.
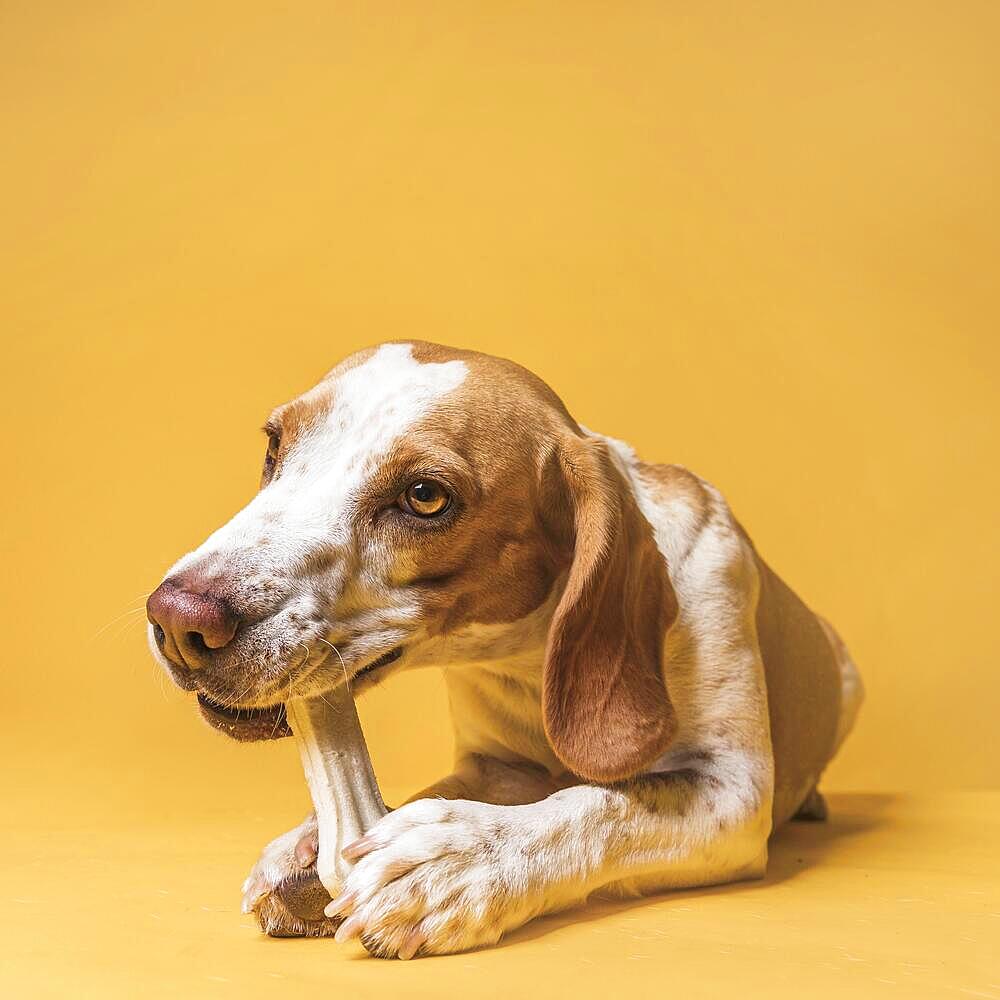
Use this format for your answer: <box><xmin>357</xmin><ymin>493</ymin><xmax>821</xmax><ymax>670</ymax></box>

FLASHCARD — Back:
<box><xmin>285</xmin><ymin>685</ymin><xmax>388</xmax><ymax>900</ymax></box>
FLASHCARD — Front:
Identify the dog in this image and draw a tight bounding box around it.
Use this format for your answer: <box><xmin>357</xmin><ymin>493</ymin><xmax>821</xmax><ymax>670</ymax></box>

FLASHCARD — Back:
<box><xmin>147</xmin><ymin>341</ymin><xmax>863</xmax><ymax>959</ymax></box>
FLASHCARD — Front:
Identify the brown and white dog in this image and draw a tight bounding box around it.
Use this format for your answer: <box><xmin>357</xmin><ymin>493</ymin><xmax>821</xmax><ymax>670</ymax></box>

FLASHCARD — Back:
<box><xmin>147</xmin><ymin>341</ymin><xmax>863</xmax><ymax>959</ymax></box>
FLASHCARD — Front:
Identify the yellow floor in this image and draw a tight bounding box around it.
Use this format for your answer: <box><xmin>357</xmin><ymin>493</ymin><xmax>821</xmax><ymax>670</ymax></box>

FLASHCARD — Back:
<box><xmin>2</xmin><ymin>781</ymin><xmax>997</xmax><ymax>999</ymax></box>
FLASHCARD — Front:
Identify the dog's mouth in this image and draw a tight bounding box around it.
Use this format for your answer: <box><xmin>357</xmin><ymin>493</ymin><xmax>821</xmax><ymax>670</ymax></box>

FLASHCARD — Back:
<box><xmin>352</xmin><ymin>645</ymin><xmax>403</xmax><ymax>681</ymax></box>
<box><xmin>196</xmin><ymin>694</ymin><xmax>292</xmax><ymax>741</ymax></box>
<box><xmin>195</xmin><ymin>646</ymin><xmax>404</xmax><ymax>742</ymax></box>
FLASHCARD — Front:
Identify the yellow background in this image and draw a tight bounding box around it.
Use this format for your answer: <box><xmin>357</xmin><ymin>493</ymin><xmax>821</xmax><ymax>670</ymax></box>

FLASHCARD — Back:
<box><xmin>2</xmin><ymin>3</ymin><xmax>998</xmax><ymax>997</ymax></box>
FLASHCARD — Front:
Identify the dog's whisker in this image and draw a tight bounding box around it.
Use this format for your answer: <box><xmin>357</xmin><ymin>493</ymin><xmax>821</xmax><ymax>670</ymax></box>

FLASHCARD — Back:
<box><xmin>270</xmin><ymin>669</ymin><xmax>293</xmax><ymax>740</ymax></box>
<box><xmin>319</xmin><ymin>638</ymin><xmax>349</xmax><ymax>688</ymax></box>
<box><xmin>110</xmin><ymin>615</ymin><xmax>148</xmax><ymax>644</ymax></box>
<box><xmin>144</xmin><ymin>653</ymin><xmax>172</xmax><ymax>702</ymax></box>
<box><xmin>155</xmin><ymin>664</ymin><xmax>169</xmax><ymax>702</ymax></box>
<box><xmin>91</xmin><ymin>605</ymin><xmax>147</xmax><ymax>641</ymax></box>
<box><xmin>226</xmin><ymin>676</ymin><xmax>259</xmax><ymax>711</ymax></box>
<box><xmin>305</xmin><ymin>638</ymin><xmax>352</xmax><ymax>712</ymax></box>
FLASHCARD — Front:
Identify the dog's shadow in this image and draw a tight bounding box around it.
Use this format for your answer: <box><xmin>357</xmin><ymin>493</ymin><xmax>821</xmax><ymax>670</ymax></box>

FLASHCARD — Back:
<box><xmin>495</xmin><ymin>792</ymin><xmax>898</xmax><ymax>952</ymax></box>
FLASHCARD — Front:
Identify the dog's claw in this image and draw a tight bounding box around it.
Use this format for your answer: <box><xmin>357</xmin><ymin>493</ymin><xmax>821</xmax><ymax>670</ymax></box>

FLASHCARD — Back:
<box><xmin>294</xmin><ymin>832</ymin><xmax>318</xmax><ymax>868</ymax></box>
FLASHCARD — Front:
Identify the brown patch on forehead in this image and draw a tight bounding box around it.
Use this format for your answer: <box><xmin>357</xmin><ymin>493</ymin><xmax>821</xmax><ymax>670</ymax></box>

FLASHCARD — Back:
<box><xmin>273</xmin><ymin>340</ymin><xmax>570</xmax><ymax>439</ymax></box>
<box><xmin>275</xmin><ymin>339</ymin><xmax>578</xmax><ymax>477</ymax></box>
<box><xmin>404</xmin><ymin>341</ymin><xmax>575</xmax><ymax>430</ymax></box>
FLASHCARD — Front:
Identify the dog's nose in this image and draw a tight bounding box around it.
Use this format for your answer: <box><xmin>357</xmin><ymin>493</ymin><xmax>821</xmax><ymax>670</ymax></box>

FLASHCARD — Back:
<box><xmin>146</xmin><ymin>578</ymin><xmax>240</xmax><ymax>669</ymax></box>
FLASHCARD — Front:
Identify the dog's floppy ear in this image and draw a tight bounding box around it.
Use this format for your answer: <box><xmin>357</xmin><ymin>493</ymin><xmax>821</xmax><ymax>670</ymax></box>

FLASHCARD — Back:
<box><xmin>542</xmin><ymin>434</ymin><xmax>678</xmax><ymax>783</ymax></box>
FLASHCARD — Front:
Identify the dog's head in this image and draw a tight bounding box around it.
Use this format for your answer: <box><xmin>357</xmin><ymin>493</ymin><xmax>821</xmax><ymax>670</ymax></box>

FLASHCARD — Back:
<box><xmin>148</xmin><ymin>342</ymin><xmax>677</xmax><ymax>780</ymax></box>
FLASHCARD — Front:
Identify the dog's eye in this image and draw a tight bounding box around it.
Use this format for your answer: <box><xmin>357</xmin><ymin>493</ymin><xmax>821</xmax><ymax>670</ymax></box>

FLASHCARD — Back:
<box><xmin>400</xmin><ymin>480</ymin><xmax>451</xmax><ymax>518</ymax></box>
<box><xmin>262</xmin><ymin>432</ymin><xmax>281</xmax><ymax>482</ymax></box>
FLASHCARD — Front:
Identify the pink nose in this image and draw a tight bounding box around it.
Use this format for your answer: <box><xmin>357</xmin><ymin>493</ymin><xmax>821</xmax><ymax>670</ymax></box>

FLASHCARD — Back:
<box><xmin>146</xmin><ymin>577</ymin><xmax>240</xmax><ymax>669</ymax></box>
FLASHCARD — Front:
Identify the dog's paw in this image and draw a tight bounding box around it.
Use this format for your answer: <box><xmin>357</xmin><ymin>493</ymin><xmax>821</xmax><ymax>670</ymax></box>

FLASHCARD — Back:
<box><xmin>242</xmin><ymin>815</ymin><xmax>339</xmax><ymax>938</ymax></box>
<box><xmin>325</xmin><ymin>798</ymin><xmax>540</xmax><ymax>958</ymax></box>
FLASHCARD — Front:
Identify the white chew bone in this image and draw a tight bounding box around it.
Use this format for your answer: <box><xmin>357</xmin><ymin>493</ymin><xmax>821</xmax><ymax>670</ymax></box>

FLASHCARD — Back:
<box><xmin>285</xmin><ymin>686</ymin><xmax>388</xmax><ymax>897</ymax></box>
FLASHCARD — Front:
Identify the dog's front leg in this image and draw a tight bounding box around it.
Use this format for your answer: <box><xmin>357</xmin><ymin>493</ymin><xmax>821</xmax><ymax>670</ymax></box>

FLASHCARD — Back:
<box><xmin>243</xmin><ymin>755</ymin><xmax>556</xmax><ymax>935</ymax></box>
<box><xmin>325</xmin><ymin>748</ymin><xmax>773</xmax><ymax>958</ymax></box>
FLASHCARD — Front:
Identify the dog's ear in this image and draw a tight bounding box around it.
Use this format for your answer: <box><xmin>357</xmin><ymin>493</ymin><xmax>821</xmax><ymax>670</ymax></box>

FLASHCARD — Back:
<box><xmin>542</xmin><ymin>434</ymin><xmax>678</xmax><ymax>783</ymax></box>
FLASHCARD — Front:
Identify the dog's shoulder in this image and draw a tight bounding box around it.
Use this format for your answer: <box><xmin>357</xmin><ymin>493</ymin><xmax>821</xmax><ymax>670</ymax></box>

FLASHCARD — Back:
<box><xmin>587</xmin><ymin>430</ymin><xmax>747</xmax><ymax>586</ymax></box>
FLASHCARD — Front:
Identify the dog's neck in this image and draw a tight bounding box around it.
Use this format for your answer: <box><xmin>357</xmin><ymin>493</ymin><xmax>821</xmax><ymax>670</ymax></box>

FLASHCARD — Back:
<box><xmin>427</xmin><ymin>583</ymin><xmax>565</xmax><ymax>775</ymax></box>
<box><xmin>443</xmin><ymin>657</ymin><xmax>562</xmax><ymax>776</ymax></box>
